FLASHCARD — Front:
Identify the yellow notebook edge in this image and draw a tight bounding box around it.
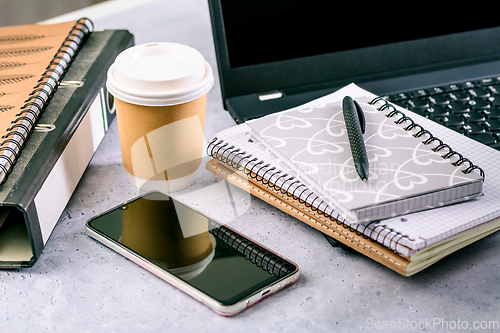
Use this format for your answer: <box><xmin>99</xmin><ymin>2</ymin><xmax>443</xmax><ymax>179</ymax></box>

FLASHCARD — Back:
<box><xmin>205</xmin><ymin>159</ymin><xmax>410</xmax><ymax>276</ymax></box>
<box><xmin>410</xmin><ymin>217</ymin><xmax>500</xmax><ymax>262</ymax></box>
<box><xmin>405</xmin><ymin>222</ymin><xmax>500</xmax><ymax>275</ymax></box>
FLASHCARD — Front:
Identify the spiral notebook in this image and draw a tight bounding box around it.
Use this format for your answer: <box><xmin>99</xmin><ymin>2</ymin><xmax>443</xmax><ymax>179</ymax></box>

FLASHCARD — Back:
<box><xmin>207</xmin><ymin>84</ymin><xmax>500</xmax><ymax>259</ymax></box>
<box><xmin>245</xmin><ymin>84</ymin><xmax>484</xmax><ymax>224</ymax></box>
<box><xmin>0</xmin><ymin>18</ymin><xmax>93</xmax><ymax>184</ymax></box>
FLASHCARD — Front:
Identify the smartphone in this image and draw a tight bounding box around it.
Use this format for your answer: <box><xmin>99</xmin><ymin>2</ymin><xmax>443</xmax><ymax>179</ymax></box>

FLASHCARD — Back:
<box><xmin>85</xmin><ymin>191</ymin><xmax>299</xmax><ymax>316</ymax></box>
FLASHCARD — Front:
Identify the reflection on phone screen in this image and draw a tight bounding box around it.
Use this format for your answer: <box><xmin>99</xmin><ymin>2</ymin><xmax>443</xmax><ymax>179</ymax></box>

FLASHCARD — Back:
<box><xmin>88</xmin><ymin>192</ymin><xmax>296</xmax><ymax>305</ymax></box>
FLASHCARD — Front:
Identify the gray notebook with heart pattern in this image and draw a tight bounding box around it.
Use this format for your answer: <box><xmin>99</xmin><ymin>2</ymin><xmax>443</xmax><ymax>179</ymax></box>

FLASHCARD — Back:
<box><xmin>247</xmin><ymin>84</ymin><xmax>484</xmax><ymax>223</ymax></box>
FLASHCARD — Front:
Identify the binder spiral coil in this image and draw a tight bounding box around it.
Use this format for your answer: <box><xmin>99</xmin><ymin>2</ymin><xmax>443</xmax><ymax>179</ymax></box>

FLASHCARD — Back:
<box><xmin>209</xmin><ymin>222</ymin><xmax>295</xmax><ymax>278</ymax></box>
<box><xmin>0</xmin><ymin>18</ymin><xmax>93</xmax><ymax>184</ymax></box>
<box><xmin>369</xmin><ymin>96</ymin><xmax>485</xmax><ymax>179</ymax></box>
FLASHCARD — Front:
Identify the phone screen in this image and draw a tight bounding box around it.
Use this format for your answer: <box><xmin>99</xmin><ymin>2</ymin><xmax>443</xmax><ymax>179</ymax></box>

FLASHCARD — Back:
<box><xmin>87</xmin><ymin>192</ymin><xmax>297</xmax><ymax>306</ymax></box>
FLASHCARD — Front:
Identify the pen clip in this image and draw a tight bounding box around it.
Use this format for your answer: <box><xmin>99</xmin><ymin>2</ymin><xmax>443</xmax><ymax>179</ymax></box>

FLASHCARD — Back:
<box><xmin>353</xmin><ymin>100</ymin><xmax>366</xmax><ymax>134</ymax></box>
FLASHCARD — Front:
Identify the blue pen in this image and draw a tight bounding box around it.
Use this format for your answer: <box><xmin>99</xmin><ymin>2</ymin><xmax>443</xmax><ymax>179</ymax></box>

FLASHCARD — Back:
<box><xmin>342</xmin><ymin>96</ymin><xmax>369</xmax><ymax>181</ymax></box>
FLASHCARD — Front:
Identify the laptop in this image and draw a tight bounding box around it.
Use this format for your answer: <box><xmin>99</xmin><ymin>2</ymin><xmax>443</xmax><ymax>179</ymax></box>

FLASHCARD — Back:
<box><xmin>208</xmin><ymin>0</ymin><xmax>500</xmax><ymax>149</ymax></box>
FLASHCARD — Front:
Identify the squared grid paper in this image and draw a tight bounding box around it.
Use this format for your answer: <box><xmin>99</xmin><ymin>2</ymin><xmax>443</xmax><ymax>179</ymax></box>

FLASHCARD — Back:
<box><xmin>377</xmin><ymin>103</ymin><xmax>500</xmax><ymax>252</ymax></box>
<box><xmin>209</xmin><ymin>84</ymin><xmax>500</xmax><ymax>256</ymax></box>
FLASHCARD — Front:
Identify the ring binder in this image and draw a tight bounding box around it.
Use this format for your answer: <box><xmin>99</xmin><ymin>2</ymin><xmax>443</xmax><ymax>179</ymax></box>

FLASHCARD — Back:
<box><xmin>0</xmin><ymin>18</ymin><xmax>93</xmax><ymax>184</ymax></box>
<box><xmin>0</xmin><ymin>26</ymin><xmax>134</xmax><ymax>269</ymax></box>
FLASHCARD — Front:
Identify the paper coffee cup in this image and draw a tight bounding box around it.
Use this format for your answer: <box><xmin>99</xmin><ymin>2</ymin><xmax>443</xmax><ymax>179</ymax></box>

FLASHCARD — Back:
<box><xmin>106</xmin><ymin>43</ymin><xmax>214</xmax><ymax>191</ymax></box>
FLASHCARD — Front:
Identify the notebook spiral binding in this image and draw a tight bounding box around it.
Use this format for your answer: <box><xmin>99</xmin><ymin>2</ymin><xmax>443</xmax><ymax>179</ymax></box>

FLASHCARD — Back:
<box><xmin>209</xmin><ymin>222</ymin><xmax>295</xmax><ymax>278</ymax></box>
<box><xmin>369</xmin><ymin>96</ymin><xmax>485</xmax><ymax>179</ymax></box>
<box><xmin>0</xmin><ymin>18</ymin><xmax>93</xmax><ymax>184</ymax></box>
<box><xmin>207</xmin><ymin>137</ymin><xmax>418</xmax><ymax>255</ymax></box>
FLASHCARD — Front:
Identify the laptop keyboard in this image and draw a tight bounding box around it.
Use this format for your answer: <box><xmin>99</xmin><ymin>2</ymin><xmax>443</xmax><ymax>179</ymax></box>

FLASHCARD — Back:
<box><xmin>383</xmin><ymin>76</ymin><xmax>500</xmax><ymax>150</ymax></box>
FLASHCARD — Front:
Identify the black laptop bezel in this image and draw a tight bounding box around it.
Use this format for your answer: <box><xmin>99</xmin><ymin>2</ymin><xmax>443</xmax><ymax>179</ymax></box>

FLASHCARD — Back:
<box><xmin>208</xmin><ymin>0</ymin><xmax>500</xmax><ymax>121</ymax></box>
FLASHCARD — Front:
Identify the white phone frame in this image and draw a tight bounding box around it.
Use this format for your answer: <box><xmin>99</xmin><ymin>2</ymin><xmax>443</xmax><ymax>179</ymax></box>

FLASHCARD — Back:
<box><xmin>85</xmin><ymin>192</ymin><xmax>300</xmax><ymax>316</ymax></box>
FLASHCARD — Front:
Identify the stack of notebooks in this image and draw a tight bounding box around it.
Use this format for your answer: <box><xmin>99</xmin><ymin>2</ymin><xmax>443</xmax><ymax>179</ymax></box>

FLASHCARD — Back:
<box><xmin>206</xmin><ymin>84</ymin><xmax>500</xmax><ymax>276</ymax></box>
<box><xmin>0</xmin><ymin>19</ymin><xmax>133</xmax><ymax>268</ymax></box>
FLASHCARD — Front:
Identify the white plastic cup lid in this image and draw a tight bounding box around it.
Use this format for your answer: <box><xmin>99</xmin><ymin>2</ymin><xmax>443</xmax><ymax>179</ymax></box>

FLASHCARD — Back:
<box><xmin>106</xmin><ymin>42</ymin><xmax>214</xmax><ymax>106</ymax></box>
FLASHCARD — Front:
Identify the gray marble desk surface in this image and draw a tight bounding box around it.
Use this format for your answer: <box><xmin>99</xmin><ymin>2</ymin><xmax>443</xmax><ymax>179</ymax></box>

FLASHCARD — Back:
<box><xmin>2</xmin><ymin>1</ymin><xmax>500</xmax><ymax>332</ymax></box>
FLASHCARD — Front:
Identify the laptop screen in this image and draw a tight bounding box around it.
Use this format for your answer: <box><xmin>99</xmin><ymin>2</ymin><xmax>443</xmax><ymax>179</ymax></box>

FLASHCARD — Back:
<box><xmin>221</xmin><ymin>0</ymin><xmax>499</xmax><ymax>69</ymax></box>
